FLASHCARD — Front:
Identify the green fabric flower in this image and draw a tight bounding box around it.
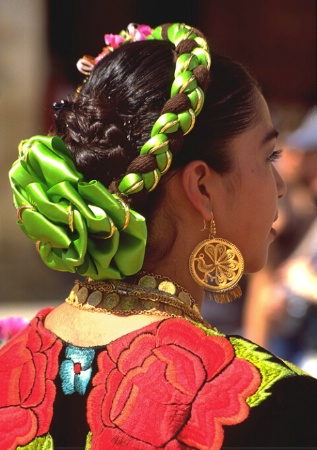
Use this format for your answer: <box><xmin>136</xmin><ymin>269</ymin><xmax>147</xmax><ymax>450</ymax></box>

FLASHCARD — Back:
<box><xmin>9</xmin><ymin>135</ymin><xmax>147</xmax><ymax>280</ymax></box>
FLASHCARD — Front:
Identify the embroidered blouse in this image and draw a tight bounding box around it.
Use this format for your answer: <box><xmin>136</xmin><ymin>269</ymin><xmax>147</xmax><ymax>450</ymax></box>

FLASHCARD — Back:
<box><xmin>0</xmin><ymin>308</ymin><xmax>317</xmax><ymax>449</ymax></box>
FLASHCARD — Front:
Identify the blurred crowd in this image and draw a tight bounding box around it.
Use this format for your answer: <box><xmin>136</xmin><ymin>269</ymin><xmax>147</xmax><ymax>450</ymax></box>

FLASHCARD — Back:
<box><xmin>203</xmin><ymin>106</ymin><xmax>317</xmax><ymax>377</ymax></box>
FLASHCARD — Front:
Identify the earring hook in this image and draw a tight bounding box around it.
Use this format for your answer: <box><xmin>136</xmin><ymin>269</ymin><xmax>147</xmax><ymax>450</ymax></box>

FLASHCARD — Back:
<box><xmin>202</xmin><ymin>213</ymin><xmax>216</xmax><ymax>238</ymax></box>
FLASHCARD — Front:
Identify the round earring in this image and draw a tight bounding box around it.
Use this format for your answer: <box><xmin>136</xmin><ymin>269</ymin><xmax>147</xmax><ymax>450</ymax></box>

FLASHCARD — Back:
<box><xmin>189</xmin><ymin>215</ymin><xmax>244</xmax><ymax>303</ymax></box>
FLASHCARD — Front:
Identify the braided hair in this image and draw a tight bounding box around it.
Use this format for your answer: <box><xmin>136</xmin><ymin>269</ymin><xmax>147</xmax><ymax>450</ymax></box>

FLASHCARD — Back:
<box><xmin>54</xmin><ymin>40</ymin><xmax>258</xmax><ymax>217</ymax></box>
<box><xmin>10</xmin><ymin>23</ymin><xmax>260</xmax><ymax>278</ymax></box>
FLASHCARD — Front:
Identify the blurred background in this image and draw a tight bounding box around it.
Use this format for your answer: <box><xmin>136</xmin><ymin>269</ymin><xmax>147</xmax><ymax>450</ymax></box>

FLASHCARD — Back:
<box><xmin>1</xmin><ymin>0</ymin><xmax>316</xmax><ymax>371</ymax></box>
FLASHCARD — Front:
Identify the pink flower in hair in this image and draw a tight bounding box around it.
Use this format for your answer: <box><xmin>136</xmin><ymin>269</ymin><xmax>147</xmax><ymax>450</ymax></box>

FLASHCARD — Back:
<box><xmin>127</xmin><ymin>23</ymin><xmax>152</xmax><ymax>41</ymax></box>
<box><xmin>105</xmin><ymin>24</ymin><xmax>152</xmax><ymax>48</ymax></box>
<box><xmin>104</xmin><ymin>33</ymin><xmax>125</xmax><ymax>48</ymax></box>
<box><xmin>77</xmin><ymin>24</ymin><xmax>152</xmax><ymax>76</ymax></box>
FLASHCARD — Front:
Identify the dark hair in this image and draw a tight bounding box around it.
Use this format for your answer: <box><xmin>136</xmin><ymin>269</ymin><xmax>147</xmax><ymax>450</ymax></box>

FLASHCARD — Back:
<box><xmin>54</xmin><ymin>38</ymin><xmax>259</xmax><ymax>215</ymax></box>
<box><xmin>173</xmin><ymin>53</ymin><xmax>260</xmax><ymax>173</ymax></box>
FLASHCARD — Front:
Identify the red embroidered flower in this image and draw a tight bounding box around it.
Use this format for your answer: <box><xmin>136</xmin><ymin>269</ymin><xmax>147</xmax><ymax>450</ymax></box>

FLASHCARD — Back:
<box><xmin>0</xmin><ymin>309</ymin><xmax>62</xmax><ymax>450</ymax></box>
<box><xmin>88</xmin><ymin>319</ymin><xmax>261</xmax><ymax>449</ymax></box>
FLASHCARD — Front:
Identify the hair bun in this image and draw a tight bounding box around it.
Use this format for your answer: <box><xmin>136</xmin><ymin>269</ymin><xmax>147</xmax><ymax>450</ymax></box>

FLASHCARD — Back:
<box><xmin>55</xmin><ymin>95</ymin><xmax>134</xmax><ymax>187</ymax></box>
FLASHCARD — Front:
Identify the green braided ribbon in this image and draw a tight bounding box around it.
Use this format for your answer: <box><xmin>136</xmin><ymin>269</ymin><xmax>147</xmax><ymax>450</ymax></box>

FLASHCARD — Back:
<box><xmin>118</xmin><ymin>23</ymin><xmax>211</xmax><ymax>196</ymax></box>
<box><xmin>9</xmin><ymin>135</ymin><xmax>147</xmax><ymax>280</ymax></box>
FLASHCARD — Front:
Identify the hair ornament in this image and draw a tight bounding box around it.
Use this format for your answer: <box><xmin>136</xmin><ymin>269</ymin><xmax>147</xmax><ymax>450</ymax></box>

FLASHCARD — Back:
<box><xmin>10</xmin><ymin>22</ymin><xmax>211</xmax><ymax>281</ymax></box>
<box><xmin>52</xmin><ymin>99</ymin><xmax>70</xmax><ymax>110</ymax></box>
<box><xmin>76</xmin><ymin>22</ymin><xmax>211</xmax><ymax>196</ymax></box>
<box><xmin>76</xmin><ymin>23</ymin><xmax>152</xmax><ymax>75</ymax></box>
<box><xmin>118</xmin><ymin>23</ymin><xmax>211</xmax><ymax>196</ymax></box>
<box><xmin>9</xmin><ymin>135</ymin><xmax>147</xmax><ymax>280</ymax></box>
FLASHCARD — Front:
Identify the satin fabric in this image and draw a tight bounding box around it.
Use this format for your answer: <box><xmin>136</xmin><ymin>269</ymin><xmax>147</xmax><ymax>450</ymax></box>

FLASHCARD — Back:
<box><xmin>9</xmin><ymin>135</ymin><xmax>147</xmax><ymax>279</ymax></box>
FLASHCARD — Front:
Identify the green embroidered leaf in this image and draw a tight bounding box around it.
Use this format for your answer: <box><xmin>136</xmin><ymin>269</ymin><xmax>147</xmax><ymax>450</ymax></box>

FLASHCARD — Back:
<box><xmin>85</xmin><ymin>431</ymin><xmax>92</xmax><ymax>450</ymax></box>
<box><xmin>282</xmin><ymin>358</ymin><xmax>310</xmax><ymax>376</ymax></box>
<box><xmin>194</xmin><ymin>322</ymin><xmax>226</xmax><ymax>337</ymax></box>
<box><xmin>230</xmin><ymin>337</ymin><xmax>295</xmax><ymax>408</ymax></box>
<box><xmin>17</xmin><ymin>434</ymin><xmax>54</xmax><ymax>450</ymax></box>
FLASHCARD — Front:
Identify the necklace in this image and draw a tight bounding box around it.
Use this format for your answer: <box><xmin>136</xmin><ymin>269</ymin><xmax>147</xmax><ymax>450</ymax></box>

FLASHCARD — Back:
<box><xmin>65</xmin><ymin>272</ymin><xmax>212</xmax><ymax>329</ymax></box>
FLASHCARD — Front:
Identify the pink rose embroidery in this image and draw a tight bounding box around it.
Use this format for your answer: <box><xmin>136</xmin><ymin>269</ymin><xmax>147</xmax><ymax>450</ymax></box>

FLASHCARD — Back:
<box><xmin>0</xmin><ymin>310</ymin><xmax>62</xmax><ymax>450</ymax></box>
<box><xmin>88</xmin><ymin>319</ymin><xmax>261</xmax><ymax>449</ymax></box>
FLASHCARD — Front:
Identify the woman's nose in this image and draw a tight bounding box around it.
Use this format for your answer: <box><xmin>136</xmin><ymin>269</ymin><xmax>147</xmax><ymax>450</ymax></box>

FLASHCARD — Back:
<box><xmin>274</xmin><ymin>166</ymin><xmax>287</xmax><ymax>199</ymax></box>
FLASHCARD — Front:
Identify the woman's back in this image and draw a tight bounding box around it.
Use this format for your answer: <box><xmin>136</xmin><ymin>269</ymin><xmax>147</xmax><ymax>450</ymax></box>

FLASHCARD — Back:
<box><xmin>2</xmin><ymin>305</ymin><xmax>317</xmax><ymax>449</ymax></box>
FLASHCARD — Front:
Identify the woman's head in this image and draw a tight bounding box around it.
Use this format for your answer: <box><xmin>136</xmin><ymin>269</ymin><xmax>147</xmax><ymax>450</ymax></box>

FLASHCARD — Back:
<box><xmin>54</xmin><ymin>37</ymin><xmax>260</xmax><ymax>215</ymax></box>
<box><xmin>10</xmin><ymin>22</ymin><xmax>284</xmax><ymax>286</ymax></box>
<box><xmin>52</xmin><ymin>24</ymin><xmax>274</xmax><ymax>278</ymax></box>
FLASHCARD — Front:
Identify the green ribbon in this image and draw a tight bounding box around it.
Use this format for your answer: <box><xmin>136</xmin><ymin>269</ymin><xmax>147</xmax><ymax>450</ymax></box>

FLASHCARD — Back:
<box><xmin>9</xmin><ymin>135</ymin><xmax>147</xmax><ymax>280</ymax></box>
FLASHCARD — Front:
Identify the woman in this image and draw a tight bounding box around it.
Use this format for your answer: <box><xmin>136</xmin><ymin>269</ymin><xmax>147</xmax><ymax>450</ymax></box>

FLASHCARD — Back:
<box><xmin>1</xmin><ymin>22</ymin><xmax>317</xmax><ymax>449</ymax></box>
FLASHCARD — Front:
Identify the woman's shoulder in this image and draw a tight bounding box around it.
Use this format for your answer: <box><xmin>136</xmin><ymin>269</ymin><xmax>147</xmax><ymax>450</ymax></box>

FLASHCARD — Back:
<box><xmin>104</xmin><ymin>316</ymin><xmax>317</xmax><ymax>414</ymax></box>
<box><xmin>158</xmin><ymin>317</ymin><xmax>312</xmax><ymax>376</ymax></box>
<box><xmin>92</xmin><ymin>317</ymin><xmax>317</xmax><ymax>448</ymax></box>
<box><xmin>221</xmin><ymin>331</ymin><xmax>317</xmax><ymax>447</ymax></box>
<box><xmin>152</xmin><ymin>318</ymin><xmax>317</xmax><ymax>417</ymax></box>
<box><xmin>175</xmin><ymin>319</ymin><xmax>317</xmax><ymax>447</ymax></box>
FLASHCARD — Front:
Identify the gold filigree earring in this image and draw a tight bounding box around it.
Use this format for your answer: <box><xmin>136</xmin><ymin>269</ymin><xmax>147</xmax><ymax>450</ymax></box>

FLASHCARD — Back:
<box><xmin>189</xmin><ymin>215</ymin><xmax>244</xmax><ymax>303</ymax></box>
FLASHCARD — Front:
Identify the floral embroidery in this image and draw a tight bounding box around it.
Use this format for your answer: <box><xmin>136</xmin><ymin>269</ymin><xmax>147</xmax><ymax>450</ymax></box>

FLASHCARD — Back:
<box><xmin>282</xmin><ymin>358</ymin><xmax>310</xmax><ymax>376</ymax></box>
<box><xmin>85</xmin><ymin>432</ymin><xmax>92</xmax><ymax>450</ymax></box>
<box><xmin>0</xmin><ymin>309</ymin><xmax>310</xmax><ymax>449</ymax></box>
<box><xmin>0</xmin><ymin>309</ymin><xmax>62</xmax><ymax>450</ymax></box>
<box><xmin>88</xmin><ymin>319</ymin><xmax>261</xmax><ymax>450</ymax></box>
<box><xmin>230</xmin><ymin>337</ymin><xmax>295</xmax><ymax>407</ymax></box>
<box><xmin>60</xmin><ymin>345</ymin><xmax>95</xmax><ymax>395</ymax></box>
<box><xmin>17</xmin><ymin>433</ymin><xmax>54</xmax><ymax>449</ymax></box>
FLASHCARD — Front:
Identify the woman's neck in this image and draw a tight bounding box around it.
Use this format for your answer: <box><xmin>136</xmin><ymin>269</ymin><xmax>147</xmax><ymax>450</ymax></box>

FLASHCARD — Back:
<box><xmin>45</xmin><ymin>302</ymin><xmax>165</xmax><ymax>347</ymax></box>
<box><xmin>44</xmin><ymin>272</ymin><xmax>208</xmax><ymax>347</ymax></box>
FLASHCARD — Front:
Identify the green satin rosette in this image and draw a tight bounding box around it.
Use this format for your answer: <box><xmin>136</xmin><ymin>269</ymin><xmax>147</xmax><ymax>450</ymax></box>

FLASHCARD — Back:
<box><xmin>8</xmin><ymin>135</ymin><xmax>147</xmax><ymax>280</ymax></box>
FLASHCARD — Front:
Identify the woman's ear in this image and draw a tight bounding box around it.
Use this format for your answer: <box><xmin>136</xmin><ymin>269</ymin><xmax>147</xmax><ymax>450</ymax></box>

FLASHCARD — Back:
<box><xmin>181</xmin><ymin>160</ymin><xmax>214</xmax><ymax>221</ymax></box>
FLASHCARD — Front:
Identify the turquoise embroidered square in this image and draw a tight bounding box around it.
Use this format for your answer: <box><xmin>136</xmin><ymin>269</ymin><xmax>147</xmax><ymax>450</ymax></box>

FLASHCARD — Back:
<box><xmin>59</xmin><ymin>345</ymin><xmax>95</xmax><ymax>395</ymax></box>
